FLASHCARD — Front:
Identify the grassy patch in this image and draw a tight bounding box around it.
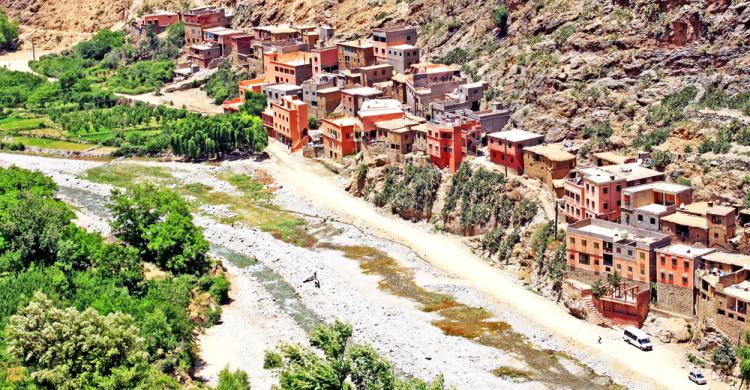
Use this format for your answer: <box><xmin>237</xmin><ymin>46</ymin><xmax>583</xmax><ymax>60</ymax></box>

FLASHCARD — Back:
<box><xmin>492</xmin><ymin>366</ymin><xmax>532</xmax><ymax>381</ymax></box>
<box><xmin>0</xmin><ymin>117</ymin><xmax>49</xmax><ymax>131</ymax></box>
<box><xmin>10</xmin><ymin>137</ymin><xmax>92</xmax><ymax>151</ymax></box>
<box><xmin>83</xmin><ymin>163</ymin><xmax>173</xmax><ymax>189</ymax></box>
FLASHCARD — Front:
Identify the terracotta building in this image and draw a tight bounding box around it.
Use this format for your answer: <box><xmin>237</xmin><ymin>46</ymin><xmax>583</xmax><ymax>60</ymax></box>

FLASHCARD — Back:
<box><xmin>337</xmin><ymin>40</ymin><xmax>376</xmax><ymax>70</ymax></box>
<box><xmin>302</xmin><ymin>74</ymin><xmax>341</xmax><ymax>120</ymax></box>
<box><xmin>270</xmin><ymin>96</ymin><xmax>309</xmax><ymax>152</ymax></box>
<box><xmin>487</xmin><ymin>129</ymin><xmax>544</xmax><ymax>174</ymax></box>
<box><xmin>357</xmin><ymin>99</ymin><xmax>405</xmax><ymax>141</ymax></box>
<box><xmin>253</xmin><ymin>25</ymin><xmax>300</xmax><ymax>42</ymax></box>
<box><xmin>263</xmin><ymin>51</ymin><xmax>313</xmax><ymax>86</ymax></box>
<box><xmin>564</xmin><ymin>164</ymin><xmax>664</xmax><ymax>223</ymax></box>
<box><xmin>322</xmin><ymin>116</ymin><xmax>358</xmax><ymax>161</ymax></box>
<box><xmin>386</xmin><ymin>44</ymin><xmax>420</xmax><ymax>73</ymax></box>
<box><xmin>203</xmin><ymin>27</ymin><xmax>245</xmax><ymax>58</ymax></box>
<box><xmin>372</xmin><ymin>25</ymin><xmax>417</xmax><ymax>62</ymax></box>
<box><xmin>566</xmin><ymin>218</ymin><xmax>671</xmax><ymax>287</ymax></box>
<box><xmin>393</xmin><ymin>63</ymin><xmax>467</xmax><ymax>117</ymax></box>
<box><xmin>374</xmin><ymin>117</ymin><xmax>424</xmax><ymax>155</ymax></box>
<box><xmin>654</xmin><ymin>244</ymin><xmax>715</xmax><ymax>315</ymax></box>
<box><xmin>188</xmin><ymin>44</ymin><xmax>222</xmax><ymax>69</ymax></box>
<box><xmin>620</xmin><ymin>182</ymin><xmax>693</xmax><ymax>232</ymax></box>
<box><xmin>137</xmin><ymin>10</ymin><xmax>180</xmax><ymax>34</ymax></box>
<box><xmin>522</xmin><ymin>144</ymin><xmax>576</xmax><ymax>197</ymax></box>
<box><xmin>341</xmin><ymin>87</ymin><xmax>384</xmax><ymax>117</ymax></box>
<box><xmin>426</xmin><ymin>119</ymin><xmax>482</xmax><ymax>173</ymax></box>
<box><xmin>310</xmin><ymin>46</ymin><xmax>339</xmax><ymax>74</ymax></box>
<box><xmin>661</xmin><ymin>202</ymin><xmax>737</xmax><ymax>249</ymax></box>
<box><xmin>356</xmin><ymin>64</ymin><xmax>394</xmax><ymax>86</ymax></box>
<box><xmin>695</xmin><ymin>252</ymin><xmax>750</xmax><ymax>340</ymax></box>
<box><xmin>183</xmin><ymin>6</ymin><xmax>230</xmax><ymax>45</ymax></box>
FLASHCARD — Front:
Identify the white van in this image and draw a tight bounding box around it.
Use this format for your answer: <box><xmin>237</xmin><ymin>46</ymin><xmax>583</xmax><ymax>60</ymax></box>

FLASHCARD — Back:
<box><xmin>623</xmin><ymin>326</ymin><xmax>653</xmax><ymax>351</ymax></box>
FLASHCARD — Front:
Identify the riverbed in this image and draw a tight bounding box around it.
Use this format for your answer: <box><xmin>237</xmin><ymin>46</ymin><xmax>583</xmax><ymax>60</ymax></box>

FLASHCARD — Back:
<box><xmin>0</xmin><ymin>152</ymin><xmax>631</xmax><ymax>389</ymax></box>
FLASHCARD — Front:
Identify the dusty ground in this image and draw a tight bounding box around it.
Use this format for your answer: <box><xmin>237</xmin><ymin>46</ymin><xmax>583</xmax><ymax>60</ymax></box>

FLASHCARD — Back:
<box><xmin>118</xmin><ymin>88</ymin><xmax>223</xmax><ymax>115</ymax></box>
<box><xmin>0</xmin><ymin>49</ymin><xmax>51</xmax><ymax>74</ymax></box>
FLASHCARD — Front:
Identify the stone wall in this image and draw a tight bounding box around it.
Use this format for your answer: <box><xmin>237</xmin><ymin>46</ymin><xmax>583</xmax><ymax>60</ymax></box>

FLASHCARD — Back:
<box><xmin>567</xmin><ymin>267</ymin><xmax>649</xmax><ymax>290</ymax></box>
<box><xmin>655</xmin><ymin>282</ymin><xmax>693</xmax><ymax>316</ymax></box>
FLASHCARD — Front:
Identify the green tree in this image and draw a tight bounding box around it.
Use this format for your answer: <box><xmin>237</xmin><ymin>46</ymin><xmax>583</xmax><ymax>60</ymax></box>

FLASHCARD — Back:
<box><xmin>0</xmin><ymin>10</ymin><xmax>19</xmax><ymax>50</ymax></box>
<box><xmin>216</xmin><ymin>366</ymin><xmax>251</xmax><ymax>390</ymax></box>
<box><xmin>712</xmin><ymin>336</ymin><xmax>737</xmax><ymax>373</ymax></box>
<box><xmin>240</xmin><ymin>91</ymin><xmax>268</xmax><ymax>116</ymax></box>
<box><xmin>6</xmin><ymin>293</ymin><xmax>146</xmax><ymax>389</ymax></box>
<box><xmin>109</xmin><ymin>183</ymin><xmax>209</xmax><ymax>275</ymax></box>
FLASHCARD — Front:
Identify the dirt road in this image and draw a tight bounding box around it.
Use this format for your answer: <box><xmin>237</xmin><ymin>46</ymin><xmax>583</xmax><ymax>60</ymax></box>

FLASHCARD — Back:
<box><xmin>266</xmin><ymin>142</ymin><xmax>723</xmax><ymax>390</ymax></box>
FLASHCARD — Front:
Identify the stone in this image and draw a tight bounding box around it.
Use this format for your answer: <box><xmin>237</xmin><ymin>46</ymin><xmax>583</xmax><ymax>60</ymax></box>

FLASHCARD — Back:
<box><xmin>565</xmin><ymin>297</ymin><xmax>587</xmax><ymax>320</ymax></box>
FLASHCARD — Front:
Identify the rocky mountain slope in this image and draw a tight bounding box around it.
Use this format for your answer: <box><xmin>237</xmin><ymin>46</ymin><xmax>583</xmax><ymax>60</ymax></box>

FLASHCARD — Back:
<box><xmin>4</xmin><ymin>0</ymin><xmax>750</xmax><ymax>202</ymax></box>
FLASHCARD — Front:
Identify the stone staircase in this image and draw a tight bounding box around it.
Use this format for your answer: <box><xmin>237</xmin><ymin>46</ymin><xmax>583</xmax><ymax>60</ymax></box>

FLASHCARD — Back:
<box><xmin>582</xmin><ymin>295</ymin><xmax>614</xmax><ymax>328</ymax></box>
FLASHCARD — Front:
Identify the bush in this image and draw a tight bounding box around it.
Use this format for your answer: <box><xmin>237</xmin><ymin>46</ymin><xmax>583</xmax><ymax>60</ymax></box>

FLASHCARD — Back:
<box><xmin>204</xmin><ymin>60</ymin><xmax>251</xmax><ymax>104</ymax></box>
<box><xmin>492</xmin><ymin>5</ymin><xmax>509</xmax><ymax>36</ymax></box>
<box><xmin>217</xmin><ymin>366</ymin><xmax>251</xmax><ymax>390</ymax></box>
<box><xmin>646</xmin><ymin>86</ymin><xmax>698</xmax><ymax>127</ymax></box>
<box><xmin>169</xmin><ymin>112</ymin><xmax>268</xmax><ymax>160</ymax></box>
<box><xmin>108</xmin><ymin>60</ymin><xmax>174</xmax><ymax>95</ymax></box>
<box><xmin>712</xmin><ymin>336</ymin><xmax>737</xmax><ymax>373</ymax></box>
<box><xmin>650</xmin><ymin>150</ymin><xmax>673</xmax><ymax>170</ymax></box>
<box><xmin>208</xmin><ymin>276</ymin><xmax>231</xmax><ymax>304</ymax></box>
<box><xmin>0</xmin><ymin>10</ymin><xmax>19</xmax><ymax>51</ymax></box>
<box><xmin>372</xmin><ymin>161</ymin><xmax>442</xmax><ymax>219</ymax></box>
<box><xmin>240</xmin><ymin>91</ymin><xmax>268</xmax><ymax>116</ymax></box>
<box><xmin>439</xmin><ymin>47</ymin><xmax>470</xmax><ymax>65</ymax></box>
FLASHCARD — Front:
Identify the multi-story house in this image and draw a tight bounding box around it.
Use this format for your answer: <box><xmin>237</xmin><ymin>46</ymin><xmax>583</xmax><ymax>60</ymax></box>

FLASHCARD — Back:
<box><xmin>426</xmin><ymin>119</ymin><xmax>481</xmax><ymax>173</ymax></box>
<box><xmin>187</xmin><ymin>44</ymin><xmax>222</xmax><ymax>69</ymax></box>
<box><xmin>356</xmin><ymin>64</ymin><xmax>394</xmax><ymax>87</ymax></box>
<box><xmin>374</xmin><ymin>117</ymin><xmax>424</xmax><ymax>155</ymax></box>
<box><xmin>261</xmin><ymin>84</ymin><xmax>303</xmax><ymax>105</ymax></box>
<box><xmin>135</xmin><ymin>10</ymin><xmax>179</xmax><ymax>35</ymax></box>
<box><xmin>337</xmin><ymin>40</ymin><xmax>376</xmax><ymax>70</ymax></box>
<box><xmin>393</xmin><ymin>63</ymin><xmax>468</xmax><ymax>117</ymax></box>
<box><xmin>695</xmin><ymin>252</ymin><xmax>750</xmax><ymax>339</ymax></box>
<box><xmin>302</xmin><ymin>74</ymin><xmax>341</xmax><ymax>120</ymax></box>
<box><xmin>372</xmin><ymin>25</ymin><xmax>417</xmax><ymax>62</ymax></box>
<box><xmin>253</xmin><ymin>25</ymin><xmax>301</xmax><ymax>43</ymax></box>
<box><xmin>321</xmin><ymin>116</ymin><xmax>357</xmax><ymax>161</ymax></box>
<box><xmin>270</xmin><ymin>96</ymin><xmax>309</xmax><ymax>152</ymax></box>
<box><xmin>566</xmin><ymin>218</ymin><xmax>671</xmax><ymax>287</ymax></box>
<box><xmin>563</xmin><ymin>164</ymin><xmax>664</xmax><ymax>223</ymax></box>
<box><xmin>661</xmin><ymin>202</ymin><xmax>737</xmax><ymax>249</ymax></box>
<box><xmin>621</xmin><ymin>182</ymin><xmax>693</xmax><ymax>232</ymax></box>
<box><xmin>183</xmin><ymin>6</ymin><xmax>230</xmax><ymax>45</ymax></box>
<box><xmin>341</xmin><ymin>87</ymin><xmax>384</xmax><ymax>118</ymax></box>
<box><xmin>386</xmin><ymin>44</ymin><xmax>420</xmax><ymax>73</ymax></box>
<box><xmin>522</xmin><ymin>144</ymin><xmax>576</xmax><ymax>197</ymax></box>
<box><xmin>654</xmin><ymin>244</ymin><xmax>715</xmax><ymax>315</ymax></box>
<box><xmin>263</xmin><ymin>51</ymin><xmax>313</xmax><ymax>86</ymax></box>
<box><xmin>357</xmin><ymin>99</ymin><xmax>405</xmax><ymax>141</ymax></box>
<box><xmin>487</xmin><ymin>129</ymin><xmax>544</xmax><ymax>174</ymax></box>
<box><xmin>309</xmin><ymin>46</ymin><xmax>339</xmax><ymax>74</ymax></box>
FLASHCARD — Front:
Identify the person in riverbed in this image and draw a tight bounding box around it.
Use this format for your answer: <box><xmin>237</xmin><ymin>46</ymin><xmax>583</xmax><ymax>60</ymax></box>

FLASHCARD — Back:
<box><xmin>303</xmin><ymin>272</ymin><xmax>320</xmax><ymax>288</ymax></box>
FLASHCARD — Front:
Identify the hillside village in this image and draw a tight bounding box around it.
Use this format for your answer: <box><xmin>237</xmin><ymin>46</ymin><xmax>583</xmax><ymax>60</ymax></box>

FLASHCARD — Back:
<box><xmin>0</xmin><ymin>0</ymin><xmax>750</xmax><ymax>388</ymax></box>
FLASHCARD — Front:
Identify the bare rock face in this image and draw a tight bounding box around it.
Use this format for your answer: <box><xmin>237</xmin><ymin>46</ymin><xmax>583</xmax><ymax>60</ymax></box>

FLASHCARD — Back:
<box><xmin>642</xmin><ymin>314</ymin><xmax>692</xmax><ymax>343</ymax></box>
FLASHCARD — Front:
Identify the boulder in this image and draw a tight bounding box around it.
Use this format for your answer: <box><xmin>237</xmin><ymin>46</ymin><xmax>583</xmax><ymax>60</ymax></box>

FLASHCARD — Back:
<box><xmin>642</xmin><ymin>314</ymin><xmax>692</xmax><ymax>343</ymax></box>
<box><xmin>565</xmin><ymin>297</ymin><xmax>587</xmax><ymax>320</ymax></box>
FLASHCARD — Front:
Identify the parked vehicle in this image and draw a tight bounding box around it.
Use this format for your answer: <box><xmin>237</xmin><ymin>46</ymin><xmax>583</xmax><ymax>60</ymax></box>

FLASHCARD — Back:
<box><xmin>689</xmin><ymin>370</ymin><xmax>707</xmax><ymax>385</ymax></box>
<box><xmin>623</xmin><ymin>326</ymin><xmax>653</xmax><ymax>351</ymax></box>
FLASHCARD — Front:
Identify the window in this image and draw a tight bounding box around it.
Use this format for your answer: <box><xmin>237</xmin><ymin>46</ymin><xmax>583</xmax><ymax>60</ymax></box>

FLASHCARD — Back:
<box><xmin>684</xmin><ymin>260</ymin><xmax>690</xmax><ymax>270</ymax></box>
<box><xmin>616</xmin><ymin>185</ymin><xmax>622</xmax><ymax>192</ymax></box>
<box><xmin>660</xmin><ymin>271</ymin><xmax>665</xmax><ymax>281</ymax></box>
<box><xmin>603</xmin><ymin>187</ymin><xmax>608</xmax><ymax>194</ymax></box>
<box><xmin>616</xmin><ymin>264</ymin><xmax>622</xmax><ymax>270</ymax></box>
<box><xmin>672</xmin><ymin>259</ymin><xmax>677</xmax><ymax>267</ymax></box>
<box><xmin>579</xmin><ymin>253</ymin><xmax>590</xmax><ymax>265</ymax></box>
<box><xmin>640</xmin><ymin>268</ymin><xmax>645</xmax><ymax>275</ymax></box>
<box><xmin>682</xmin><ymin>276</ymin><xmax>688</xmax><ymax>286</ymax></box>
<box><xmin>637</xmin><ymin>215</ymin><xmax>643</xmax><ymax>222</ymax></box>
<box><xmin>628</xmin><ymin>266</ymin><xmax>633</xmax><ymax>273</ymax></box>
<box><xmin>603</xmin><ymin>202</ymin><xmax>608</xmax><ymax>210</ymax></box>
<box><xmin>639</xmin><ymin>252</ymin><xmax>645</xmax><ymax>260</ymax></box>
<box><xmin>593</xmin><ymin>242</ymin><xmax>599</xmax><ymax>249</ymax></box>
<box><xmin>650</xmin><ymin>217</ymin><xmax>656</xmax><ymax>224</ymax></box>
<box><xmin>668</xmin><ymin>273</ymin><xmax>674</xmax><ymax>283</ymax></box>
<box><xmin>660</xmin><ymin>256</ymin><xmax>665</xmax><ymax>265</ymax></box>
<box><xmin>569</xmin><ymin>237</ymin><xmax>575</xmax><ymax>245</ymax></box>
<box><xmin>581</xmin><ymin>239</ymin><xmax>587</xmax><ymax>247</ymax></box>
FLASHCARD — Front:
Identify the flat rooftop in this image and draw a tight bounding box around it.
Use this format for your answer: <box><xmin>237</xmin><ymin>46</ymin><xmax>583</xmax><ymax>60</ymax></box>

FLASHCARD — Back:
<box><xmin>724</xmin><ymin>280</ymin><xmax>750</xmax><ymax>303</ymax></box>
<box><xmin>661</xmin><ymin>212</ymin><xmax>707</xmax><ymax>229</ymax></box>
<box><xmin>375</xmin><ymin>117</ymin><xmax>420</xmax><ymax>131</ymax></box>
<box><xmin>204</xmin><ymin>27</ymin><xmax>243</xmax><ymax>35</ymax></box>
<box><xmin>594</xmin><ymin>151</ymin><xmax>633</xmax><ymax>164</ymax></box>
<box><xmin>266</xmin><ymin>84</ymin><xmax>303</xmax><ymax>92</ymax></box>
<box><xmin>326</xmin><ymin>116</ymin><xmax>357</xmax><ymax>127</ymax></box>
<box><xmin>460</xmin><ymin>81</ymin><xmax>488</xmax><ymax>89</ymax></box>
<box><xmin>656</xmin><ymin>244</ymin><xmax>714</xmax><ymax>258</ymax></box>
<box><xmin>681</xmin><ymin>201</ymin><xmax>711</xmax><ymax>216</ymax></box>
<box><xmin>315</xmin><ymin>87</ymin><xmax>340</xmax><ymax>94</ymax></box>
<box><xmin>256</xmin><ymin>25</ymin><xmax>298</xmax><ymax>34</ymax></box>
<box><xmin>597</xmin><ymin>163</ymin><xmax>663</xmax><ymax>183</ymax></box>
<box><xmin>703</xmin><ymin>252</ymin><xmax>750</xmax><ymax>268</ymax></box>
<box><xmin>343</xmin><ymin>87</ymin><xmax>383</xmax><ymax>96</ymax></box>
<box><xmin>487</xmin><ymin>129</ymin><xmax>543</xmax><ymax>143</ymax></box>
<box><xmin>625</xmin><ymin>181</ymin><xmax>691</xmax><ymax>194</ymax></box>
<box><xmin>389</xmin><ymin>44</ymin><xmax>417</xmax><ymax>50</ymax></box>
<box><xmin>145</xmin><ymin>10</ymin><xmax>178</xmax><ymax>16</ymax></box>
<box><xmin>636</xmin><ymin>203</ymin><xmax>670</xmax><ymax>215</ymax></box>
<box><xmin>339</xmin><ymin>40</ymin><xmax>374</xmax><ymax>48</ymax></box>
<box><xmin>373</xmin><ymin>25</ymin><xmax>416</xmax><ymax>33</ymax></box>
<box><xmin>709</xmin><ymin>205</ymin><xmax>735</xmax><ymax>216</ymax></box>
<box><xmin>360</xmin><ymin>63</ymin><xmax>393</xmax><ymax>70</ymax></box>
<box><xmin>523</xmin><ymin>144</ymin><xmax>575</xmax><ymax>162</ymax></box>
<box><xmin>569</xmin><ymin>218</ymin><xmax>668</xmax><ymax>244</ymax></box>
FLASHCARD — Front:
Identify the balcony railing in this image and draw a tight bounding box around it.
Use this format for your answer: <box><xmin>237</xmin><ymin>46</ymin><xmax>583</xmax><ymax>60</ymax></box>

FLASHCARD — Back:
<box><xmin>728</xmin><ymin>304</ymin><xmax>747</xmax><ymax>315</ymax></box>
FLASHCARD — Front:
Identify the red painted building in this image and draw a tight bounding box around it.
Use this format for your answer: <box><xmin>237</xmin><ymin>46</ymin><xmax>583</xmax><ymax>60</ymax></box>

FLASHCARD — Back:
<box><xmin>487</xmin><ymin>129</ymin><xmax>544</xmax><ymax>174</ymax></box>
<box><xmin>322</xmin><ymin>116</ymin><xmax>358</xmax><ymax>160</ymax></box>
<box><xmin>183</xmin><ymin>6</ymin><xmax>230</xmax><ymax>45</ymax></box>
<box><xmin>426</xmin><ymin>119</ymin><xmax>481</xmax><ymax>173</ymax></box>
<box><xmin>139</xmin><ymin>11</ymin><xmax>180</xmax><ymax>34</ymax></box>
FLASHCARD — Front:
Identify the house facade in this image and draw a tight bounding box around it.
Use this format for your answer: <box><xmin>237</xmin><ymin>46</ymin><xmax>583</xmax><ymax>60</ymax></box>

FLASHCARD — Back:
<box><xmin>322</xmin><ymin>116</ymin><xmax>357</xmax><ymax>160</ymax></box>
<box><xmin>372</xmin><ymin>25</ymin><xmax>417</xmax><ymax>62</ymax></box>
<box><xmin>522</xmin><ymin>144</ymin><xmax>576</xmax><ymax>196</ymax></box>
<box><xmin>270</xmin><ymin>96</ymin><xmax>309</xmax><ymax>152</ymax></box>
<box><xmin>487</xmin><ymin>129</ymin><xmax>544</xmax><ymax>174</ymax></box>
<box><xmin>426</xmin><ymin>119</ymin><xmax>481</xmax><ymax>173</ymax></box>
<box><xmin>654</xmin><ymin>244</ymin><xmax>715</xmax><ymax>315</ymax></box>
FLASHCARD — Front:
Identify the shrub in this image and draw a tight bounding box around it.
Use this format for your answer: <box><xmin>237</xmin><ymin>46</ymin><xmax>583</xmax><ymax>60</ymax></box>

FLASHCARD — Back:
<box><xmin>646</xmin><ymin>86</ymin><xmax>698</xmax><ymax>127</ymax></box>
<box><xmin>217</xmin><ymin>366</ymin><xmax>251</xmax><ymax>390</ymax></box>
<box><xmin>650</xmin><ymin>150</ymin><xmax>673</xmax><ymax>170</ymax></box>
<box><xmin>208</xmin><ymin>276</ymin><xmax>231</xmax><ymax>304</ymax></box>
<box><xmin>492</xmin><ymin>5</ymin><xmax>510</xmax><ymax>36</ymax></box>
<box><xmin>712</xmin><ymin>336</ymin><xmax>737</xmax><ymax>373</ymax></box>
<box><xmin>169</xmin><ymin>112</ymin><xmax>268</xmax><ymax>160</ymax></box>
<box><xmin>0</xmin><ymin>9</ymin><xmax>19</xmax><ymax>50</ymax></box>
<box><xmin>439</xmin><ymin>47</ymin><xmax>470</xmax><ymax>65</ymax></box>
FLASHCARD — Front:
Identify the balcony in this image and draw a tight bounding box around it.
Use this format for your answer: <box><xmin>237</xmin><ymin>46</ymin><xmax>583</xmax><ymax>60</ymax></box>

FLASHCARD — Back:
<box><xmin>728</xmin><ymin>304</ymin><xmax>747</xmax><ymax>315</ymax></box>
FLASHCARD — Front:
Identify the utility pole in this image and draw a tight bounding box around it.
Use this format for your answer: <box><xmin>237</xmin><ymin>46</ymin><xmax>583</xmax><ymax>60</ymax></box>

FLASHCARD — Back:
<box><xmin>503</xmin><ymin>136</ymin><xmax>508</xmax><ymax>177</ymax></box>
<box><xmin>555</xmin><ymin>200</ymin><xmax>559</xmax><ymax>240</ymax></box>
<box><xmin>31</xmin><ymin>39</ymin><xmax>36</xmax><ymax>61</ymax></box>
